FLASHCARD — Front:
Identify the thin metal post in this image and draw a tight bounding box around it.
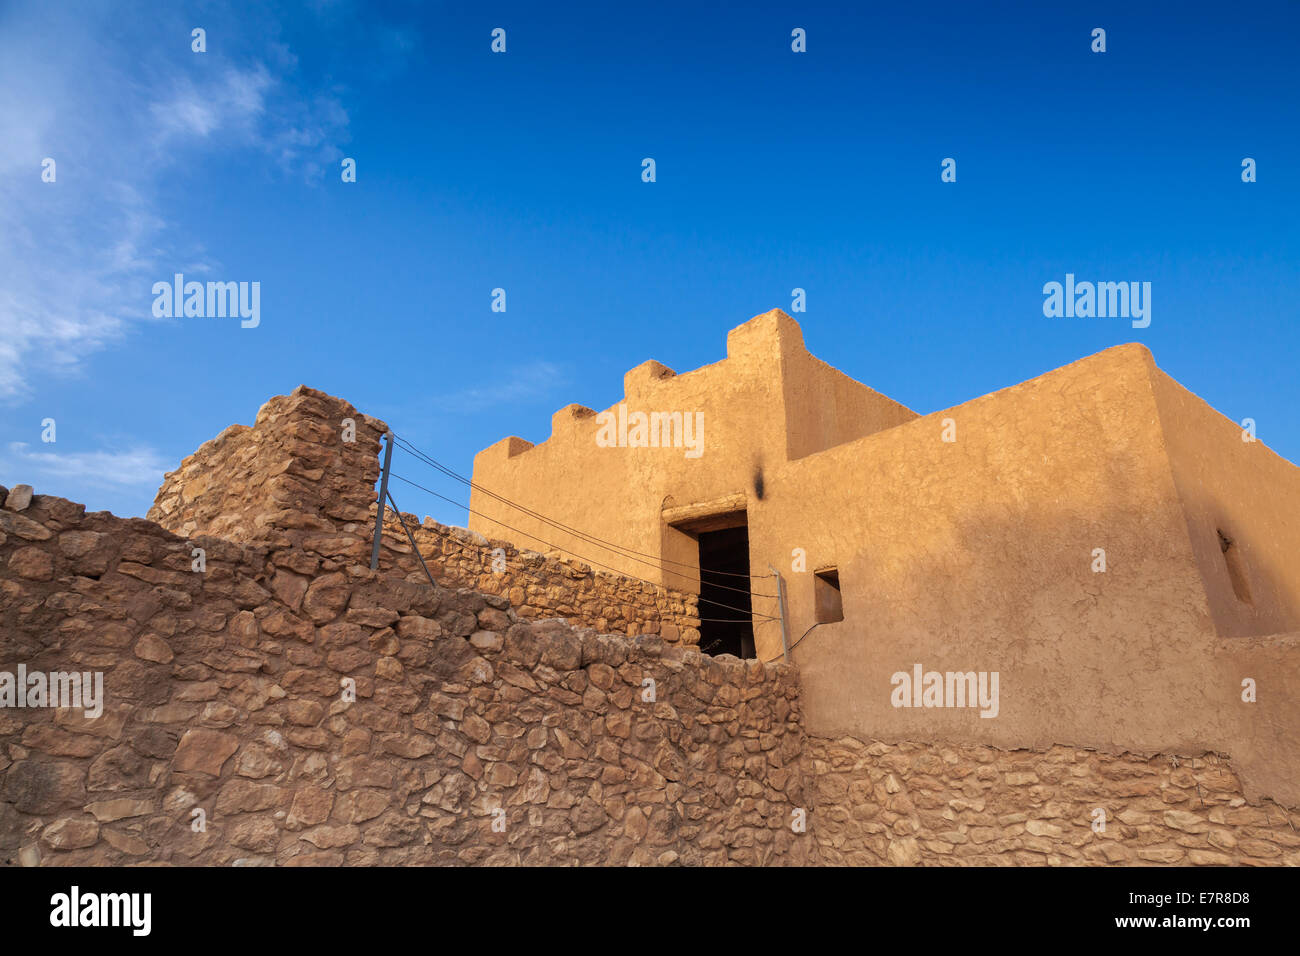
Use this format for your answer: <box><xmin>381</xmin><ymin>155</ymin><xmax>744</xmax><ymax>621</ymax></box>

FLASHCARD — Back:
<box><xmin>769</xmin><ymin>564</ymin><xmax>790</xmax><ymax>662</ymax></box>
<box><xmin>387</xmin><ymin>490</ymin><xmax>439</xmax><ymax>592</ymax></box>
<box><xmin>369</xmin><ymin>431</ymin><xmax>394</xmax><ymax>570</ymax></box>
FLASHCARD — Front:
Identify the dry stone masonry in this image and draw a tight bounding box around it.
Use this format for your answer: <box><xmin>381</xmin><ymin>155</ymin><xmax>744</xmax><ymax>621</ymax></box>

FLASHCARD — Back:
<box><xmin>810</xmin><ymin>738</ymin><xmax>1298</xmax><ymax>866</ymax></box>
<box><xmin>149</xmin><ymin>386</ymin><xmax>700</xmax><ymax>643</ymax></box>
<box><xmin>2</xmin><ymin>488</ymin><xmax>804</xmax><ymax>865</ymax></box>
<box><xmin>378</xmin><ymin>510</ymin><xmax>700</xmax><ymax>644</ymax></box>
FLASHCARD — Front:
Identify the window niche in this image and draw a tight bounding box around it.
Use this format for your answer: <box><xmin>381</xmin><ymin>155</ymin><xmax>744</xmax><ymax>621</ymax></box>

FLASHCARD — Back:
<box><xmin>814</xmin><ymin>568</ymin><xmax>844</xmax><ymax>623</ymax></box>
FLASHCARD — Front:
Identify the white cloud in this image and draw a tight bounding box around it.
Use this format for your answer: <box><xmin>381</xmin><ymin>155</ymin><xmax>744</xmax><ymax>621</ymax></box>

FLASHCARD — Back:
<box><xmin>431</xmin><ymin>362</ymin><xmax>570</xmax><ymax>412</ymax></box>
<box><xmin>2</xmin><ymin>441</ymin><xmax>170</xmax><ymax>489</ymax></box>
<box><xmin>0</xmin><ymin>2</ymin><xmax>350</xmax><ymax>401</ymax></box>
<box><xmin>149</xmin><ymin>66</ymin><xmax>272</xmax><ymax>142</ymax></box>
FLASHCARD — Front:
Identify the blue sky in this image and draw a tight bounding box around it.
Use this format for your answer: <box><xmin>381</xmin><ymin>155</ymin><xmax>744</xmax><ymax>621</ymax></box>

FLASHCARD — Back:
<box><xmin>1</xmin><ymin>0</ymin><xmax>1297</xmax><ymax>526</ymax></box>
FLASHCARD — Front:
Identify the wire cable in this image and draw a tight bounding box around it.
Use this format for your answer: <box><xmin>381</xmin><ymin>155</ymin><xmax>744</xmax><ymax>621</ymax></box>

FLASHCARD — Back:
<box><xmin>381</xmin><ymin>502</ymin><xmax>756</xmax><ymax>625</ymax></box>
<box><xmin>380</xmin><ymin>508</ymin><xmax>741</xmax><ymax>623</ymax></box>
<box><xmin>392</xmin><ymin>433</ymin><xmax>774</xmax><ymax>591</ymax></box>
<box><xmin>387</xmin><ymin>439</ymin><xmax>776</xmax><ymax>601</ymax></box>
<box><xmin>389</xmin><ymin>432</ymin><xmax>776</xmax><ymax>587</ymax></box>
<box><xmin>385</xmin><ymin>471</ymin><xmax>779</xmax><ymax>622</ymax></box>
<box><xmin>762</xmin><ymin>621</ymin><xmax>824</xmax><ymax>664</ymax></box>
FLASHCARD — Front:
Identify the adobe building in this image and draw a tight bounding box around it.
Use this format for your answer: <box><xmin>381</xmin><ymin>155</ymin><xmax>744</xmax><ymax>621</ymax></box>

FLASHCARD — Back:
<box><xmin>5</xmin><ymin>330</ymin><xmax>1298</xmax><ymax>866</ymax></box>
<box><xmin>471</xmin><ymin>309</ymin><xmax>1300</xmax><ymax>806</ymax></box>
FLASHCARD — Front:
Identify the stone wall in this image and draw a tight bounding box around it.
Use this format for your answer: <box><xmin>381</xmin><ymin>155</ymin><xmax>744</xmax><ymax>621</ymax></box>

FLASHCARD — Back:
<box><xmin>378</xmin><ymin>509</ymin><xmax>700</xmax><ymax>644</ymax></box>
<box><xmin>1</xmin><ymin>488</ymin><xmax>805</xmax><ymax>866</ymax></box>
<box><xmin>148</xmin><ymin>387</ymin><xmax>388</xmax><ymax>548</ymax></box>
<box><xmin>148</xmin><ymin>385</ymin><xmax>700</xmax><ymax>643</ymax></box>
<box><xmin>4</xmin><ymin>485</ymin><xmax>1296</xmax><ymax>866</ymax></box>
<box><xmin>810</xmin><ymin>736</ymin><xmax>1299</xmax><ymax>866</ymax></box>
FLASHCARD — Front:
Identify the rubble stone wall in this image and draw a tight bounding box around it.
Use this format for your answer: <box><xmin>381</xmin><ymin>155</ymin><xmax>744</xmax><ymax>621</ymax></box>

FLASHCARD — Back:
<box><xmin>1</xmin><ymin>489</ymin><xmax>802</xmax><ymax>866</ymax></box>
<box><xmin>2</xmin><ymin>489</ymin><xmax>1295</xmax><ymax>866</ymax></box>
<box><xmin>378</xmin><ymin>509</ymin><xmax>700</xmax><ymax>644</ymax></box>
<box><xmin>147</xmin><ymin>386</ymin><xmax>700</xmax><ymax>643</ymax></box>
<box><xmin>810</xmin><ymin>736</ymin><xmax>1299</xmax><ymax>866</ymax></box>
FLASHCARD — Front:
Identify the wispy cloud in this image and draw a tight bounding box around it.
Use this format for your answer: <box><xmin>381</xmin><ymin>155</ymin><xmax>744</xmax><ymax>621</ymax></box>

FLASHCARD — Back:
<box><xmin>430</xmin><ymin>361</ymin><xmax>570</xmax><ymax>413</ymax></box>
<box><xmin>148</xmin><ymin>66</ymin><xmax>273</xmax><ymax>143</ymax></box>
<box><xmin>2</xmin><ymin>442</ymin><xmax>170</xmax><ymax>490</ymax></box>
<box><xmin>0</xmin><ymin>2</ymin><xmax>351</xmax><ymax>401</ymax></box>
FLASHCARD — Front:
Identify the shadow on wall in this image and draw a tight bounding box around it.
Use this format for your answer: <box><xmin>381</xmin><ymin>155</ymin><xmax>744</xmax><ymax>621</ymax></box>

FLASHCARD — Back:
<box><xmin>1181</xmin><ymin>483</ymin><xmax>1300</xmax><ymax>640</ymax></box>
<box><xmin>789</xmin><ymin>475</ymin><xmax>1300</xmax><ymax>810</ymax></box>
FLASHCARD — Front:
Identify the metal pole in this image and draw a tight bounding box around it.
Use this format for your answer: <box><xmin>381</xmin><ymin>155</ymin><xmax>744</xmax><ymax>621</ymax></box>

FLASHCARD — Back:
<box><xmin>387</xmin><ymin>490</ymin><xmax>439</xmax><ymax>592</ymax></box>
<box><xmin>769</xmin><ymin>564</ymin><xmax>790</xmax><ymax>663</ymax></box>
<box><xmin>369</xmin><ymin>431</ymin><xmax>394</xmax><ymax>570</ymax></box>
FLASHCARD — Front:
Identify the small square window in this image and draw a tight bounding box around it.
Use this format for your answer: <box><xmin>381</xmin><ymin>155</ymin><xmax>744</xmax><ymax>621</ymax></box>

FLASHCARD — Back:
<box><xmin>814</xmin><ymin>568</ymin><xmax>844</xmax><ymax>623</ymax></box>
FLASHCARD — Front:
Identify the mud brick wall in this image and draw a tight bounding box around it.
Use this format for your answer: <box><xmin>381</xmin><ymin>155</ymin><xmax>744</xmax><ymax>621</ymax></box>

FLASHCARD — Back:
<box><xmin>1</xmin><ymin>489</ymin><xmax>807</xmax><ymax>866</ymax></box>
<box><xmin>809</xmin><ymin>737</ymin><xmax>1299</xmax><ymax>866</ymax></box>
<box><xmin>148</xmin><ymin>386</ymin><xmax>700</xmax><ymax>641</ymax></box>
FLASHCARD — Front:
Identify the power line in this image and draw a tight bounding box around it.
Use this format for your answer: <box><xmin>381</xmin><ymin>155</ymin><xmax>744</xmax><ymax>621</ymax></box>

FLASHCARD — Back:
<box><xmin>763</xmin><ymin>621</ymin><xmax>824</xmax><ymax>664</ymax></box>
<box><xmin>380</xmin><ymin>508</ymin><xmax>763</xmax><ymax>623</ymax></box>
<box><xmin>381</xmin><ymin>497</ymin><xmax>758</xmax><ymax>626</ymax></box>
<box><xmin>389</xmin><ymin>432</ymin><xmax>776</xmax><ymax>587</ymax></box>
<box><xmin>385</xmin><ymin>471</ymin><xmax>779</xmax><ymax>622</ymax></box>
<box><xmin>386</xmin><ymin>471</ymin><xmax>777</xmax><ymax>622</ymax></box>
<box><xmin>391</xmin><ymin>432</ymin><xmax>772</xmax><ymax>589</ymax></box>
<box><xmin>385</xmin><ymin>439</ymin><xmax>775</xmax><ymax>602</ymax></box>
<box><xmin>379</xmin><ymin>512</ymin><xmax>754</xmax><ymax>624</ymax></box>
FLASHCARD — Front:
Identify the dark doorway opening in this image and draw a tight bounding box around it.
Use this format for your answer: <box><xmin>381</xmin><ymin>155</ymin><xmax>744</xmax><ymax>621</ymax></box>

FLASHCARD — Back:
<box><xmin>698</xmin><ymin>523</ymin><xmax>754</xmax><ymax>659</ymax></box>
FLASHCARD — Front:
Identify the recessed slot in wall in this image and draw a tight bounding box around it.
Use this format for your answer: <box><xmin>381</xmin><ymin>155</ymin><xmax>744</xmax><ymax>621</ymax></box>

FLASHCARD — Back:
<box><xmin>1217</xmin><ymin>529</ymin><xmax>1253</xmax><ymax>605</ymax></box>
<box><xmin>814</xmin><ymin>568</ymin><xmax>844</xmax><ymax>623</ymax></box>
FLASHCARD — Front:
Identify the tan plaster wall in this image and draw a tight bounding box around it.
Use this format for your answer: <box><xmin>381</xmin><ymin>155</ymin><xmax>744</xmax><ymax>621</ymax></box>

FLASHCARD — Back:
<box><xmin>469</xmin><ymin>310</ymin><xmax>914</xmax><ymax>597</ymax></box>
<box><xmin>1211</xmin><ymin>633</ymin><xmax>1300</xmax><ymax>811</ymax></box>
<box><xmin>779</xmin><ymin>337</ymin><xmax>917</xmax><ymax>461</ymax></box>
<box><xmin>1148</xmin><ymin>368</ymin><xmax>1300</xmax><ymax>639</ymax></box>
<box><xmin>1144</xmin><ymin>367</ymin><xmax>1300</xmax><ymax>806</ymax></box>
<box><xmin>765</xmin><ymin>346</ymin><xmax>1222</xmax><ymax>747</ymax></box>
<box><xmin>764</xmin><ymin>345</ymin><xmax>1300</xmax><ymax>807</ymax></box>
<box><xmin>469</xmin><ymin>314</ymin><xmax>1300</xmax><ymax>806</ymax></box>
